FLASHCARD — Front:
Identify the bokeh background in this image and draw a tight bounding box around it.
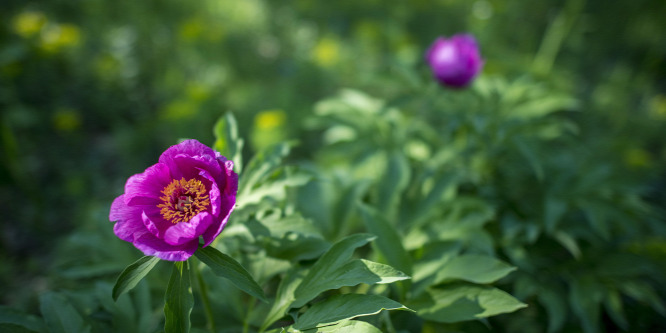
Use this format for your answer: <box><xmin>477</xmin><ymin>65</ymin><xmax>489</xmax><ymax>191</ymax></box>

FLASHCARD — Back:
<box><xmin>1</xmin><ymin>0</ymin><xmax>665</xmax><ymax>331</ymax></box>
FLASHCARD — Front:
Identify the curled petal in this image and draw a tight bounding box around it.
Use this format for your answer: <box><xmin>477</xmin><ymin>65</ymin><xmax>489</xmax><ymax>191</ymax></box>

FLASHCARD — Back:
<box><xmin>124</xmin><ymin>162</ymin><xmax>172</xmax><ymax>206</ymax></box>
<box><xmin>221</xmin><ymin>159</ymin><xmax>238</xmax><ymax>195</ymax></box>
<box><xmin>169</xmin><ymin>154</ymin><xmax>222</xmax><ymax>183</ymax></box>
<box><xmin>133</xmin><ymin>233</ymin><xmax>199</xmax><ymax>261</ymax></box>
<box><xmin>159</xmin><ymin>139</ymin><xmax>217</xmax><ymax>178</ymax></box>
<box><xmin>142</xmin><ymin>209</ymin><xmax>170</xmax><ymax>238</ymax></box>
<box><xmin>201</xmin><ymin>193</ymin><xmax>235</xmax><ymax>247</ymax></box>
<box><xmin>198</xmin><ymin>169</ymin><xmax>221</xmax><ymax>217</ymax></box>
<box><xmin>163</xmin><ymin>212</ymin><xmax>214</xmax><ymax>246</ymax></box>
<box><xmin>111</xmin><ymin>195</ymin><xmax>149</xmax><ymax>242</ymax></box>
<box><xmin>159</xmin><ymin>139</ymin><xmax>217</xmax><ymax>162</ymax></box>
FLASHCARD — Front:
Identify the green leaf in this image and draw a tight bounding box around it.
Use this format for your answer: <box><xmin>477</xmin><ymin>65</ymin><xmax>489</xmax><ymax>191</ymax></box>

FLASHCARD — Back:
<box><xmin>538</xmin><ymin>288</ymin><xmax>567</xmax><ymax>333</ymax></box>
<box><xmin>619</xmin><ymin>281</ymin><xmax>666</xmax><ymax>316</ymax></box>
<box><xmin>553</xmin><ymin>231</ymin><xmax>581</xmax><ymax>259</ymax></box>
<box><xmin>309</xmin><ymin>319</ymin><xmax>383</xmax><ymax>333</ymax></box>
<box><xmin>293</xmin><ymin>294</ymin><xmax>411</xmax><ymax>331</ymax></box>
<box><xmin>296</xmin><ymin>258</ymin><xmax>410</xmax><ymax>304</ymax></box>
<box><xmin>603</xmin><ymin>288</ymin><xmax>628</xmax><ymax>331</ymax></box>
<box><xmin>214</xmin><ymin>112</ymin><xmax>244</xmax><ymax>173</ymax></box>
<box><xmin>260</xmin><ymin>268</ymin><xmax>305</xmax><ymax>332</ymax></box>
<box><xmin>292</xmin><ymin>234</ymin><xmax>377</xmax><ymax>308</ymax></box>
<box><xmin>358</xmin><ymin>204</ymin><xmax>412</xmax><ymax>276</ymax></box>
<box><xmin>134</xmin><ymin>278</ymin><xmax>154</xmax><ymax>333</ymax></box>
<box><xmin>413</xmin><ymin>241</ymin><xmax>462</xmax><ymax>282</ymax></box>
<box><xmin>239</xmin><ymin>142</ymin><xmax>292</xmax><ymax>195</ymax></box>
<box><xmin>433</xmin><ymin>254</ymin><xmax>516</xmax><ymax>285</ymax></box>
<box><xmin>236</xmin><ymin>166</ymin><xmax>311</xmax><ymax>208</ymax></box>
<box><xmin>0</xmin><ymin>306</ymin><xmax>46</xmax><ymax>333</ymax></box>
<box><xmin>376</xmin><ymin>151</ymin><xmax>410</xmax><ymax>216</ymax></box>
<box><xmin>544</xmin><ymin>196</ymin><xmax>566</xmax><ymax>233</ymax></box>
<box><xmin>332</xmin><ymin>180</ymin><xmax>372</xmax><ymax>239</ymax></box>
<box><xmin>0</xmin><ymin>323</ymin><xmax>39</xmax><ymax>333</ymax></box>
<box><xmin>413</xmin><ymin>173</ymin><xmax>459</xmax><ymax>226</ymax></box>
<box><xmin>509</xmin><ymin>94</ymin><xmax>578</xmax><ymax>119</ymax></box>
<box><xmin>513</xmin><ymin>138</ymin><xmax>544</xmax><ymax>181</ymax></box>
<box><xmin>568</xmin><ymin>276</ymin><xmax>603</xmax><ymax>333</ymax></box>
<box><xmin>263</xmin><ymin>232</ymin><xmax>329</xmax><ymax>262</ymax></box>
<box><xmin>39</xmin><ymin>292</ymin><xmax>91</xmax><ymax>333</ymax></box>
<box><xmin>582</xmin><ymin>202</ymin><xmax>611</xmax><ymax>240</ymax></box>
<box><xmin>289</xmin><ymin>234</ymin><xmax>409</xmax><ymax>311</ymax></box>
<box><xmin>409</xmin><ymin>283</ymin><xmax>527</xmax><ymax>323</ymax></box>
<box><xmin>164</xmin><ymin>261</ymin><xmax>193</xmax><ymax>333</ymax></box>
<box><xmin>95</xmin><ymin>282</ymin><xmax>138</xmax><ymax>333</ymax></box>
<box><xmin>411</xmin><ymin>242</ymin><xmax>462</xmax><ymax>296</ymax></box>
<box><xmin>194</xmin><ymin>246</ymin><xmax>267</xmax><ymax>302</ymax></box>
<box><xmin>256</xmin><ymin>214</ymin><xmax>323</xmax><ymax>239</ymax></box>
<box><xmin>60</xmin><ymin>262</ymin><xmax>127</xmax><ymax>279</ymax></box>
<box><xmin>112</xmin><ymin>255</ymin><xmax>160</xmax><ymax>301</ymax></box>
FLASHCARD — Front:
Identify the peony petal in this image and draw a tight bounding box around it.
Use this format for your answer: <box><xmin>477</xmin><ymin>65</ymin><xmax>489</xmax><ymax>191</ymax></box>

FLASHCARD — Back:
<box><xmin>124</xmin><ymin>162</ymin><xmax>172</xmax><ymax>206</ymax></box>
<box><xmin>222</xmin><ymin>159</ymin><xmax>238</xmax><ymax>195</ymax></box>
<box><xmin>133</xmin><ymin>233</ymin><xmax>199</xmax><ymax>261</ymax></box>
<box><xmin>159</xmin><ymin>140</ymin><xmax>217</xmax><ymax>178</ymax></box>
<box><xmin>201</xmin><ymin>157</ymin><xmax>238</xmax><ymax>247</ymax></box>
<box><xmin>111</xmin><ymin>195</ymin><xmax>150</xmax><ymax>242</ymax></box>
<box><xmin>198</xmin><ymin>169</ymin><xmax>221</xmax><ymax>217</ymax></box>
<box><xmin>163</xmin><ymin>212</ymin><xmax>214</xmax><ymax>246</ymax></box>
<box><xmin>425</xmin><ymin>37</ymin><xmax>446</xmax><ymax>65</ymax></box>
<box><xmin>201</xmin><ymin>194</ymin><xmax>235</xmax><ymax>247</ymax></box>
<box><xmin>110</xmin><ymin>195</ymin><xmax>129</xmax><ymax>222</ymax></box>
<box><xmin>159</xmin><ymin>139</ymin><xmax>216</xmax><ymax>162</ymax></box>
<box><xmin>142</xmin><ymin>209</ymin><xmax>171</xmax><ymax>238</ymax></box>
<box><xmin>426</xmin><ymin>34</ymin><xmax>482</xmax><ymax>88</ymax></box>
<box><xmin>168</xmin><ymin>154</ymin><xmax>221</xmax><ymax>182</ymax></box>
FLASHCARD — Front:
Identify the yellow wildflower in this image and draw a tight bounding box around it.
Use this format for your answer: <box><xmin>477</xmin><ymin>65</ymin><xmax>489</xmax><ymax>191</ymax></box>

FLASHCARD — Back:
<box><xmin>312</xmin><ymin>37</ymin><xmax>341</xmax><ymax>68</ymax></box>
<box><xmin>12</xmin><ymin>11</ymin><xmax>46</xmax><ymax>38</ymax></box>
<box><xmin>39</xmin><ymin>23</ymin><xmax>81</xmax><ymax>53</ymax></box>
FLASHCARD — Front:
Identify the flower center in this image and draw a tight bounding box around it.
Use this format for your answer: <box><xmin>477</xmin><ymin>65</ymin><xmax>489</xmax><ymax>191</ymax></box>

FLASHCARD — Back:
<box><xmin>158</xmin><ymin>178</ymin><xmax>210</xmax><ymax>224</ymax></box>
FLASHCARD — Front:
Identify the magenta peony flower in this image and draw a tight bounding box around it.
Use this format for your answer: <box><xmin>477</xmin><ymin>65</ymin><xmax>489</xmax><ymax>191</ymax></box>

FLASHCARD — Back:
<box><xmin>425</xmin><ymin>34</ymin><xmax>483</xmax><ymax>88</ymax></box>
<box><xmin>109</xmin><ymin>139</ymin><xmax>238</xmax><ymax>261</ymax></box>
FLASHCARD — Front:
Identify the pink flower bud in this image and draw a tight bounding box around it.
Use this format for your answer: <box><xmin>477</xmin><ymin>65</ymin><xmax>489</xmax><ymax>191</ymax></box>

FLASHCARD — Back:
<box><xmin>425</xmin><ymin>34</ymin><xmax>483</xmax><ymax>88</ymax></box>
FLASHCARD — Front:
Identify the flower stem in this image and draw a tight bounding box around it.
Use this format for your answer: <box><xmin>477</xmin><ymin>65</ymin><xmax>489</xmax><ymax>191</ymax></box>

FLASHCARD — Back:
<box><xmin>242</xmin><ymin>296</ymin><xmax>257</xmax><ymax>333</ymax></box>
<box><xmin>382</xmin><ymin>310</ymin><xmax>397</xmax><ymax>333</ymax></box>
<box><xmin>532</xmin><ymin>0</ymin><xmax>585</xmax><ymax>76</ymax></box>
<box><xmin>194</xmin><ymin>259</ymin><xmax>216</xmax><ymax>333</ymax></box>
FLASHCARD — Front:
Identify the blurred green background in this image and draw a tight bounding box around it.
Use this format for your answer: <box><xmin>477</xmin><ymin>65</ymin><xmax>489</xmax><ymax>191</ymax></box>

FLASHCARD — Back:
<box><xmin>1</xmin><ymin>0</ymin><xmax>665</xmax><ymax>331</ymax></box>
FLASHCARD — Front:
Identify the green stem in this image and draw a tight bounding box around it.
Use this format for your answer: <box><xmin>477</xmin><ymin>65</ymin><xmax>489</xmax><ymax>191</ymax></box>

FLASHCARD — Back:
<box><xmin>532</xmin><ymin>0</ymin><xmax>585</xmax><ymax>76</ymax></box>
<box><xmin>382</xmin><ymin>310</ymin><xmax>397</xmax><ymax>333</ymax></box>
<box><xmin>242</xmin><ymin>296</ymin><xmax>257</xmax><ymax>333</ymax></box>
<box><xmin>195</xmin><ymin>260</ymin><xmax>216</xmax><ymax>333</ymax></box>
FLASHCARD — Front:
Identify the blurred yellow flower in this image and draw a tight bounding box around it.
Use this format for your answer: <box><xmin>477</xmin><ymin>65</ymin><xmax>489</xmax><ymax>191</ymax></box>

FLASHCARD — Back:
<box><xmin>40</xmin><ymin>23</ymin><xmax>81</xmax><ymax>53</ymax></box>
<box><xmin>94</xmin><ymin>53</ymin><xmax>121</xmax><ymax>80</ymax></box>
<box><xmin>624</xmin><ymin>147</ymin><xmax>652</xmax><ymax>168</ymax></box>
<box><xmin>53</xmin><ymin>108</ymin><xmax>81</xmax><ymax>132</ymax></box>
<box><xmin>162</xmin><ymin>100</ymin><xmax>197</xmax><ymax>120</ymax></box>
<box><xmin>179</xmin><ymin>18</ymin><xmax>204</xmax><ymax>42</ymax></box>
<box><xmin>186</xmin><ymin>82</ymin><xmax>211</xmax><ymax>102</ymax></box>
<box><xmin>312</xmin><ymin>37</ymin><xmax>341</xmax><ymax>68</ymax></box>
<box><xmin>252</xmin><ymin>109</ymin><xmax>288</xmax><ymax>150</ymax></box>
<box><xmin>254</xmin><ymin>109</ymin><xmax>286</xmax><ymax>130</ymax></box>
<box><xmin>1</xmin><ymin>62</ymin><xmax>22</xmax><ymax>78</ymax></box>
<box><xmin>649</xmin><ymin>94</ymin><xmax>666</xmax><ymax>120</ymax></box>
<box><xmin>354</xmin><ymin>21</ymin><xmax>381</xmax><ymax>43</ymax></box>
<box><xmin>12</xmin><ymin>11</ymin><xmax>47</xmax><ymax>38</ymax></box>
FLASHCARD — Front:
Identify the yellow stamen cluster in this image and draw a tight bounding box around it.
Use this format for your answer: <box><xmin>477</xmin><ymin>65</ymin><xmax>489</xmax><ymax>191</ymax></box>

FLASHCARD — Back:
<box><xmin>158</xmin><ymin>178</ymin><xmax>210</xmax><ymax>224</ymax></box>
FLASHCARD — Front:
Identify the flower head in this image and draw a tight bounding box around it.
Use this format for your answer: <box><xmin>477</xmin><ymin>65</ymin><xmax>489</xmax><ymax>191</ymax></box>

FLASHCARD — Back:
<box><xmin>425</xmin><ymin>34</ymin><xmax>483</xmax><ymax>88</ymax></box>
<box><xmin>110</xmin><ymin>139</ymin><xmax>238</xmax><ymax>261</ymax></box>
